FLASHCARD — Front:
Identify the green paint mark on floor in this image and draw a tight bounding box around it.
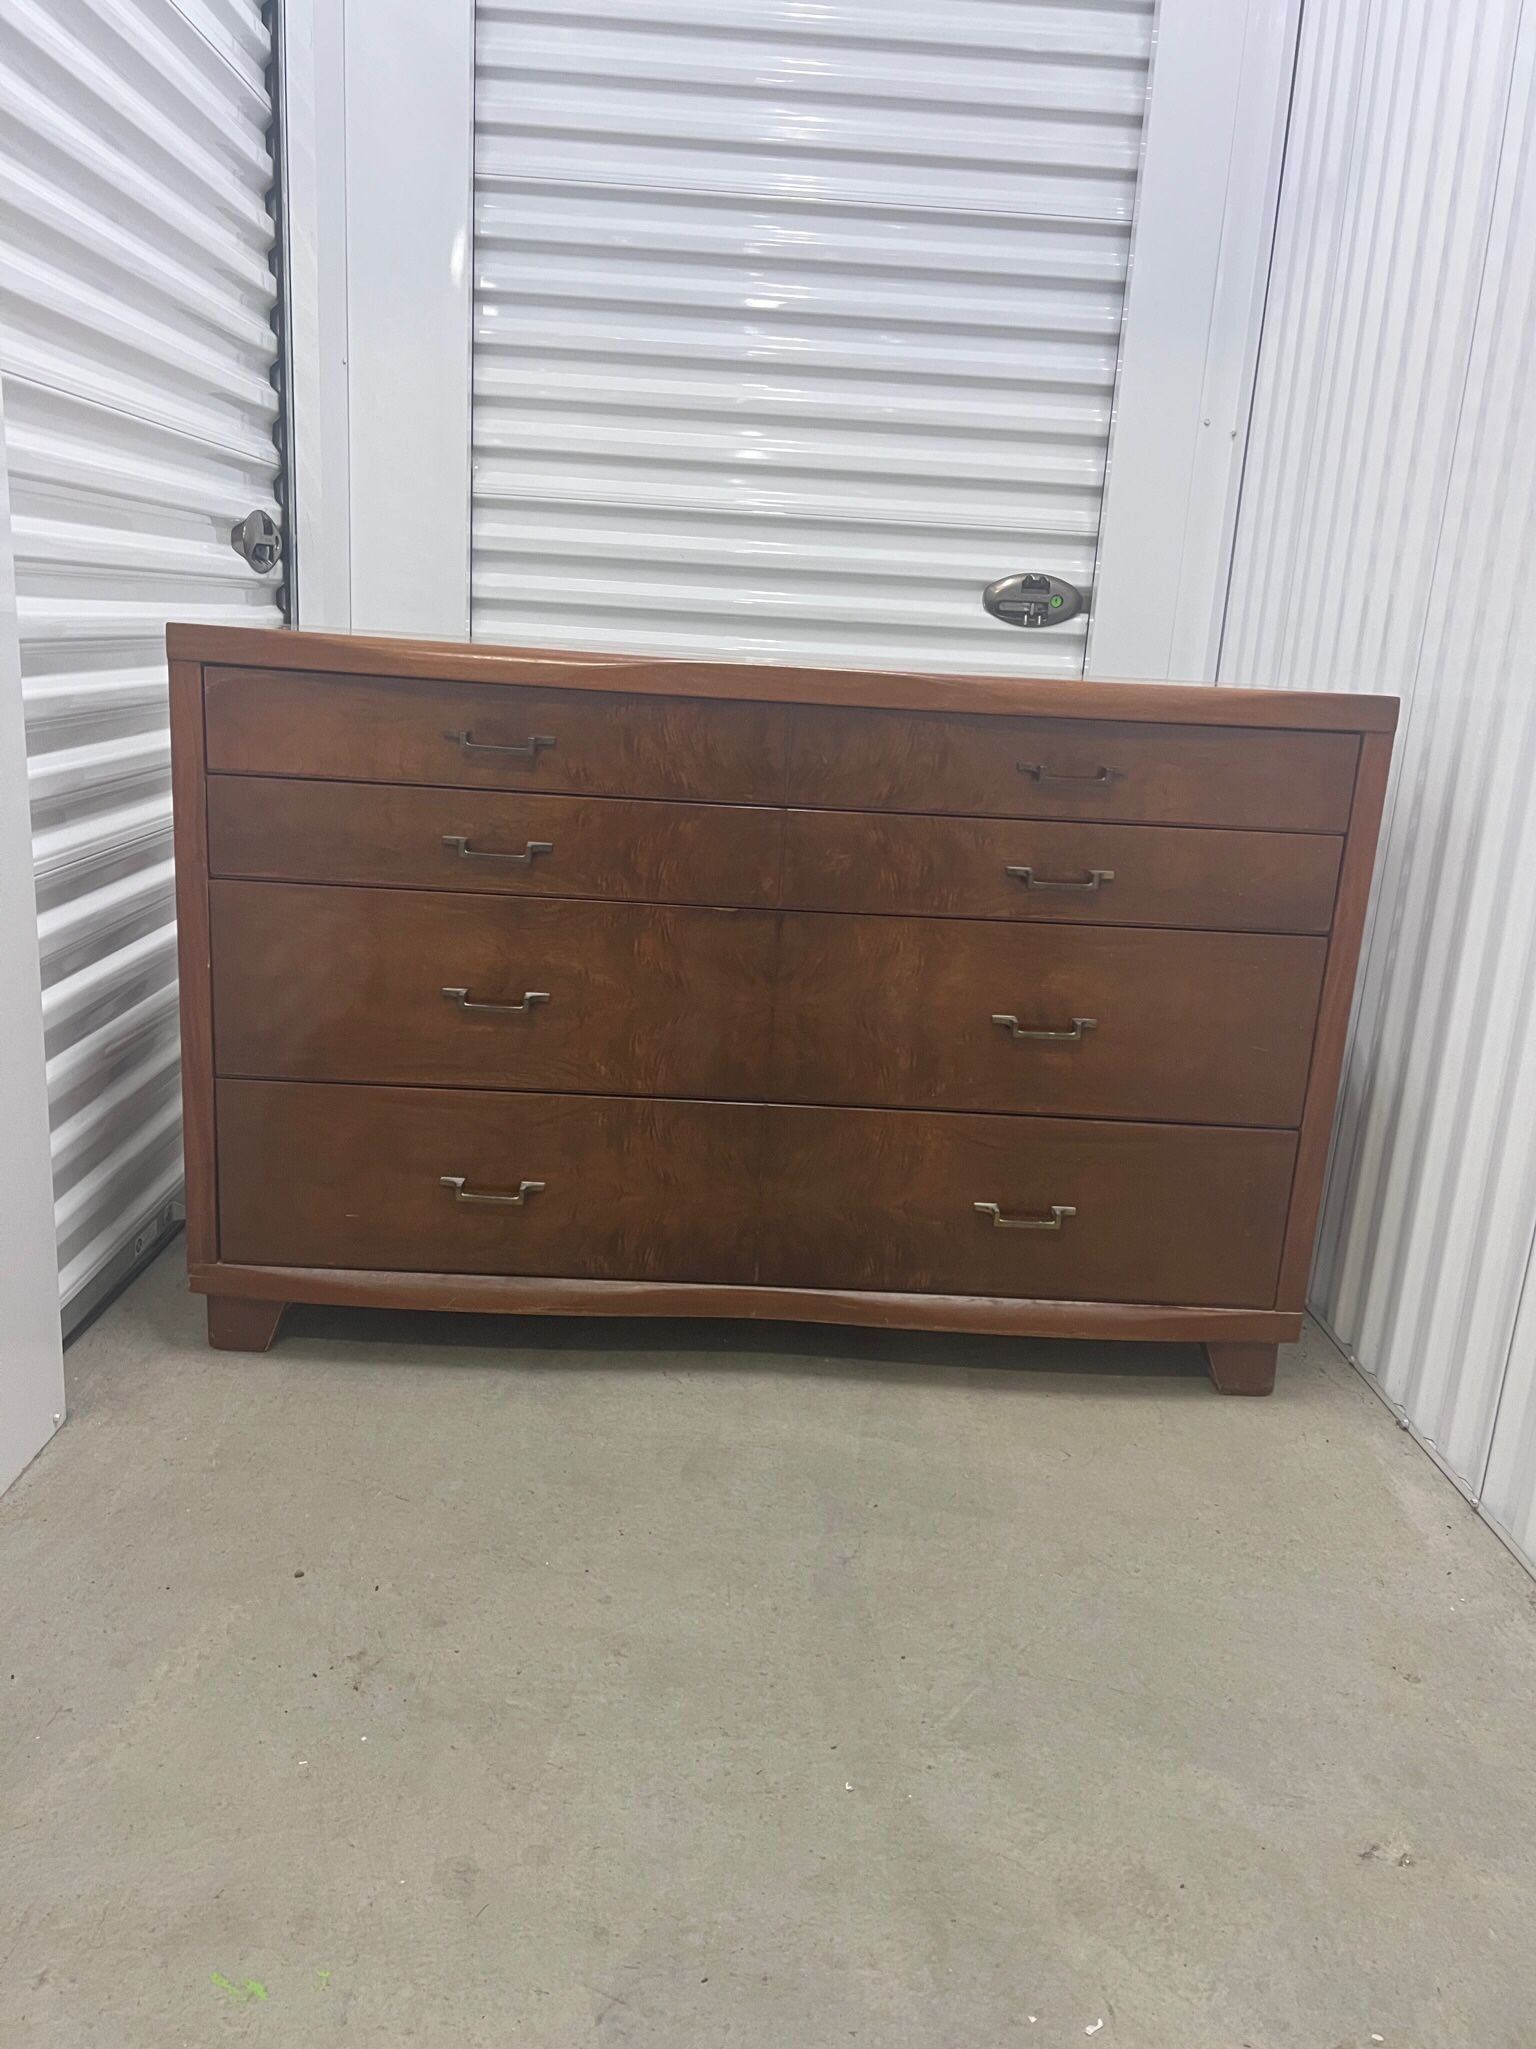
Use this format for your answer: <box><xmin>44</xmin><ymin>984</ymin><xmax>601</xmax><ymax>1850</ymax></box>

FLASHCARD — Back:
<box><xmin>315</xmin><ymin>1969</ymin><xmax>331</xmax><ymax>1990</ymax></box>
<box><xmin>211</xmin><ymin>1972</ymin><xmax>269</xmax><ymax>2004</ymax></box>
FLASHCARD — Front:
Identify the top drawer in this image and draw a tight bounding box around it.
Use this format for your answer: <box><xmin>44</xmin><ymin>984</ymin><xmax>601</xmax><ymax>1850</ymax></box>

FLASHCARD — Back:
<box><xmin>789</xmin><ymin>705</ymin><xmax>1358</xmax><ymax>832</ymax></box>
<box><xmin>203</xmin><ymin>666</ymin><xmax>789</xmax><ymax>806</ymax></box>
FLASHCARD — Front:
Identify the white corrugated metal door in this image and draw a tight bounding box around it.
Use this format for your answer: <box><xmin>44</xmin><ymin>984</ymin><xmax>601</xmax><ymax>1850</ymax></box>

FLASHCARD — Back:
<box><xmin>0</xmin><ymin>0</ymin><xmax>283</xmax><ymax>1324</ymax></box>
<box><xmin>470</xmin><ymin>0</ymin><xmax>1156</xmax><ymax>675</ymax></box>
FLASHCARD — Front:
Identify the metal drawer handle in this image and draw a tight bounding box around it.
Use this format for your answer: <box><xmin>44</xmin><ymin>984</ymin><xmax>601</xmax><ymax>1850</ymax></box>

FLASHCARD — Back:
<box><xmin>446</xmin><ymin>729</ymin><xmax>555</xmax><ymax>760</ymax></box>
<box><xmin>440</xmin><ymin>1175</ymin><xmax>545</xmax><ymax>1207</ymax></box>
<box><xmin>442</xmin><ymin>987</ymin><xmax>550</xmax><ymax>1017</ymax></box>
<box><xmin>1017</xmin><ymin>762</ymin><xmax>1120</xmax><ymax>786</ymax></box>
<box><xmin>1005</xmin><ymin>864</ymin><xmax>1115</xmax><ymax>892</ymax></box>
<box><xmin>991</xmin><ymin>1013</ymin><xmax>1096</xmax><ymax>1043</ymax></box>
<box><xmin>973</xmin><ymin>1201</ymin><xmax>1077</xmax><ymax>1232</ymax></box>
<box><xmin>442</xmin><ymin>834</ymin><xmax>553</xmax><ymax>866</ymax></box>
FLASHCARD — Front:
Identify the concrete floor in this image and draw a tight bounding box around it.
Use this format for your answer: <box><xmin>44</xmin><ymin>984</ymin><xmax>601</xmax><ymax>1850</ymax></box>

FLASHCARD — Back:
<box><xmin>3</xmin><ymin>1257</ymin><xmax>1536</xmax><ymax>2048</ymax></box>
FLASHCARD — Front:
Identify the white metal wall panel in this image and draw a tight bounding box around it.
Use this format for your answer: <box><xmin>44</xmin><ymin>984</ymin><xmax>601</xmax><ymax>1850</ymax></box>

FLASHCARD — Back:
<box><xmin>0</xmin><ymin>0</ymin><xmax>282</xmax><ymax>1317</ymax></box>
<box><xmin>1222</xmin><ymin>0</ymin><xmax>1536</xmax><ymax>1567</ymax></box>
<box><xmin>0</xmin><ymin>373</ymin><xmax>66</xmax><ymax>1494</ymax></box>
<box><xmin>1485</xmin><ymin>1242</ymin><xmax>1536</xmax><ymax>1571</ymax></box>
<box><xmin>470</xmin><ymin>0</ymin><xmax>1156</xmax><ymax>675</ymax></box>
<box><xmin>1445</xmin><ymin>16</ymin><xmax>1536</xmax><ymax>1574</ymax></box>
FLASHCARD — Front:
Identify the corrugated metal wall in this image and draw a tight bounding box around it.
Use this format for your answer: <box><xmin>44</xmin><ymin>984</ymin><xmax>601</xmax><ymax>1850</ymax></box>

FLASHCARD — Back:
<box><xmin>1223</xmin><ymin>0</ymin><xmax>1536</xmax><ymax>1569</ymax></box>
<box><xmin>470</xmin><ymin>0</ymin><xmax>1156</xmax><ymax>676</ymax></box>
<box><xmin>0</xmin><ymin>0</ymin><xmax>283</xmax><ymax>1322</ymax></box>
<box><xmin>1437</xmin><ymin>17</ymin><xmax>1536</xmax><ymax>1571</ymax></box>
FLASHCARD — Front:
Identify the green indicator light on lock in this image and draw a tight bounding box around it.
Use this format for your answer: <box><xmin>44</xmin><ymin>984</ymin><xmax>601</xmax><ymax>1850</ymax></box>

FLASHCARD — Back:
<box><xmin>1049</xmin><ymin>593</ymin><xmax>1064</xmax><ymax>608</ymax></box>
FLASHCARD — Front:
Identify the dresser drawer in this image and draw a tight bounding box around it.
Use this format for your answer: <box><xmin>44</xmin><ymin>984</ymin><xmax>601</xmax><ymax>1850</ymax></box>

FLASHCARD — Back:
<box><xmin>781</xmin><ymin>811</ymin><xmax>1342</xmax><ymax>933</ymax></box>
<box><xmin>217</xmin><ymin>1081</ymin><xmax>763</xmax><ymax>1281</ymax></box>
<box><xmin>204</xmin><ymin>666</ymin><xmax>789</xmax><ymax>805</ymax></box>
<box><xmin>790</xmin><ymin>705</ymin><xmax>1358</xmax><ymax>831</ymax></box>
<box><xmin>772</xmin><ymin>916</ymin><xmax>1326</xmax><ymax>1126</ymax></box>
<box><xmin>211</xmin><ymin>882</ymin><xmax>777</xmax><ymax>1099</ymax></box>
<box><xmin>760</xmin><ymin>1106</ymin><xmax>1295</xmax><ymax>1307</ymax></box>
<box><xmin>206</xmin><ymin>777</ymin><xmax>783</xmax><ymax>909</ymax></box>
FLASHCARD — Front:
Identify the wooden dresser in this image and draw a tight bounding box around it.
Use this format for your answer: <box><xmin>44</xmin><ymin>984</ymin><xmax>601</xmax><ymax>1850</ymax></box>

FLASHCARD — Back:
<box><xmin>168</xmin><ymin>626</ymin><xmax>1395</xmax><ymax>1394</ymax></box>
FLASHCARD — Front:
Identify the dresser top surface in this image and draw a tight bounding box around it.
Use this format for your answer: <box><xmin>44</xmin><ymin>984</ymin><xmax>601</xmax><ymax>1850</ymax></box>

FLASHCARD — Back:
<box><xmin>168</xmin><ymin>624</ymin><xmax>1399</xmax><ymax>735</ymax></box>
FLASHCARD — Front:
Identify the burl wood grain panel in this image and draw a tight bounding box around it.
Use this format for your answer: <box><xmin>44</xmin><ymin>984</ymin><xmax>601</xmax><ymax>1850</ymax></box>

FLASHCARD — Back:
<box><xmin>211</xmin><ymin>881</ymin><xmax>778</xmax><ymax>1099</ymax></box>
<box><xmin>170</xmin><ymin>625</ymin><xmax>1398</xmax><ymax>1380</ymax></box>
<box><xmin>781</xmin><ymin>810</ymin><xmax>1343</xmax><ymax>933</ymax></box>
<box><xmin>204</xmin><ymin>666</ymin><xmax>790</xmax><ymax>805</ymax></box>
<box><xmin>759</xmin><ymin>1105</ymin><xmax>1296</xmax><ymax>1307</ymax></box>
<box><xmin>206</xmin><ymin>777</ymin><xmax>784</xmax><ymax>908</ymax></box>
<box><xmin>216</xmin><ymin>1080</ymin><xmax>765</xmax><ymax>1282</ymax></box>
<box><xmin>789</xmin><ymin>704</ymin><xmax>1359</xmax><ymax>831</ymax></box>
<box><xmin>771</xmin><ymin>915</ymin><xmax>1327</xmax><ymax>1126</ymax></box>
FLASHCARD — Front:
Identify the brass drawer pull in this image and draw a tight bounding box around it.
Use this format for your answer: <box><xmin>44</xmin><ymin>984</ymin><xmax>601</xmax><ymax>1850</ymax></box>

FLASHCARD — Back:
<box><xmin>446</xmin><ymin>729</ymin><xmax>555</xmax><ymax>760</ymax></box>
<box><xmin>442</xmin><ymin>987</ymin><xmax>550</xmax><ymax>1017</ymax></box>
<box><xmin>991</xmin><ymin>1013</ymin><xmax>1096</xmax><ymax>1043</ymax></box>
<box><xmin>973</xmin><ymin>1201</ymin><xmax>1076</xmax><ymax>1232</ymax></box>
<box><xmin>1017</xmin><ymin>762</ymin><xmax>1120</xmax><ymax>787</ymax></box>
<box><xmin>442</xmin><ymin>834</ymin><xmax>553</xmax><ymax>865</ymax></box>
<box><xmin>1005</xmin><ymin>864</ymin><xmax>1115</xmax><ymax>892</ymax></box>
<box><xmin>440</xmin><ymin>1175</ymin><xmax>545</xmax><ymax>1207</ymax></box>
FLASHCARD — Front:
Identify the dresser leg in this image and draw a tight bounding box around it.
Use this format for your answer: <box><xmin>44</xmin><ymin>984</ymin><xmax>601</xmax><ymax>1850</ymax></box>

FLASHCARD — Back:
<box><xmin>1204</xmin><ymin>1341</ymin><xmax>1277</xmax><ymax>1396</ymax></box>
<box><xmin>207</xmin><ymin>1295</ymin><xmax>287</xmax><ymax>1353</ymax></box>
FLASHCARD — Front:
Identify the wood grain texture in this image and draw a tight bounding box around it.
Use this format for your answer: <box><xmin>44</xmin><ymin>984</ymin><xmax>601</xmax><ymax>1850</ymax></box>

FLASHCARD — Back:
<box><xmin>781</xmin><ymin>809</ymin><xmax>1344</xmax><ymax>933</ymax></box>
<box><xmin>188</xmin><ymin>1260</ymin><xmax>1304</xmax><ymax>1345</ymax></box>
<box><xmin>206</xmin><ymin>776</ymin><xmax>784</xmax><ymax>908</ymax></box>
<box><xmin>168</xmin><ymin>658</ymin><xmax>218</xmax><ymax>1266</ymax></box>
<box><xmin>759</xmin><ymin>1105</ymin><xmax>1297</xmax><ymax>1307</ymax></box>
<box><xmin>1204</xmin><ymin>1341</ymin><xmax>1279</xmax><ymax>1395</ymax></box>
<box><xmin>210</xmin><ymin>882</ymin><xmax>778</xmax><ymax>1098</ymax></box>
<box><xmin>1275</xmin><ymin>727</ymin><xmax>1396</xmax><ymax>1306</ymax></box>
<box><xmin>205</xmin><ymin>666</ymin><xmax>790</xmax><ymax>805</ymax></box>
<box><xmin>168</xmin><ymin>627</ymin><xmax>1394</xmax><ymax>1381</ymax></box>
<box><xmin>216</xmin><ymin>1081</ymin><xmax>766</xmax><ymax>1283</ymax></box>
<box><xmin>772</xmin><ymin>915</ymin><xmax>1327</xmax><ymax>1126</ymax></box>
<box><xmin>167</xmin><ymin>624</ymin><xmax>1400</xmax><ymax>732</ymax></box>
<box><xmin>207</xmin><ymin>1296</ymin><xmax>286</xmax><ymax>1352</ymax></box>
<box><xmin>790</xmin><ymin>705</ymin><xmax>1359</xmax><ymax>831</ymax></box>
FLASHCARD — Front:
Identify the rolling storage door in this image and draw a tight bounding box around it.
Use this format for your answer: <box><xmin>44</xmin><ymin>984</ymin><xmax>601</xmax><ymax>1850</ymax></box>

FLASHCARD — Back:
<box><xmin>0</xmin><ymin>0</ymin><xmax>284</xmax><ymax>1324</ymax></box>
<box><xmin>470</xmin><ymin>0</ymin><xmax>1157</xmax><ymax>676</ymax></box>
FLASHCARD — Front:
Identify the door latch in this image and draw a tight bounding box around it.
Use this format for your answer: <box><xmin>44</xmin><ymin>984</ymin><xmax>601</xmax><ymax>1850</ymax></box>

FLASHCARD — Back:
<box><xmin>982</xmin><ymin>571</ymin><xmax>1085</xmax><ymax>629</ymax></box>
<box><xmin>230</xmin><ymin>508</ymin><xmax>282</xmax><ymax>574</ymax></box>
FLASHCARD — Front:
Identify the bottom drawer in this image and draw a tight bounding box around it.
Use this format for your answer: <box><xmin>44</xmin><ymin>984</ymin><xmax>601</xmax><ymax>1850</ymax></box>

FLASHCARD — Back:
<box><xmin>760</xmin><ymin>1106</ymin><xmax>1295</xmax><ymax>1308</ymax></box>
<box><xmin>216</xmin><ymin>1081</ymin><xmax>762</xmax><ymax>1282</ymax></box>
<box><xmin>215</xmin><ymin>1084</ymin><xmax>1295</xmax><ymax>1309</ymax></box>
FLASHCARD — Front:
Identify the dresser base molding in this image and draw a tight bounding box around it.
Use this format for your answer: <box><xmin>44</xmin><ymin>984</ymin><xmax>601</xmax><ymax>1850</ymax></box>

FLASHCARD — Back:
<box><xmin>193</xmin><ymin>1263</ymin><xmax>1301</xmax><ymax>1363</ymax></box>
